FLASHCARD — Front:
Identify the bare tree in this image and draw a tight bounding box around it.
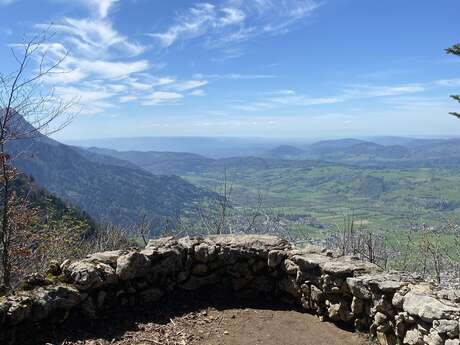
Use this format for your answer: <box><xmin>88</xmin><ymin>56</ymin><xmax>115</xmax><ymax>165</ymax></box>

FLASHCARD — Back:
<box><xmin>0</xmin><ymin>30</ymin><xmax>73</xmax><ymax>288</ymax></box>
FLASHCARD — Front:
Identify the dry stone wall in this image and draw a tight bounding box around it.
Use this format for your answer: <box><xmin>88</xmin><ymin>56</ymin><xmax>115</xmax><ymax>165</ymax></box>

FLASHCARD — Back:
<box><xmin>0</xmin><ymin>235</ymin><xmax>460</xmax><ymax>345</ymax></box>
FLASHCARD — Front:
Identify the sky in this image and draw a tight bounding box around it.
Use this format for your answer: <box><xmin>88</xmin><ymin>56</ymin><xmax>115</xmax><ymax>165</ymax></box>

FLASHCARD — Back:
<box><xmin>0</xmin><ymin>0</ymin><xmax>460</xmax><ymax>140</ymax></box>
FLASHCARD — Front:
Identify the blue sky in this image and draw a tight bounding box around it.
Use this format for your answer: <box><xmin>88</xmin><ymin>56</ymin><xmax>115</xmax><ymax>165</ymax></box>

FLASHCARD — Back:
<box><xmin>1</xmin><ymin>0</ymin><xmax>460</xmax><ymax>139</ymax></box>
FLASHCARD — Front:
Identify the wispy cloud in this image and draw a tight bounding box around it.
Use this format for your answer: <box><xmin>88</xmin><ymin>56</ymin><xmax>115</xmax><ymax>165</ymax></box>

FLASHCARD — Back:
<box><xmin>170</xmin><ymin>79</ymin><xmax>208</xmax><ymax>91</ymax></box>
<box><xmin>232</xmin><ymin>82</ymin><xmax>430</xmax><ymax>112</ymax></box>
<box><xmin>143</xmin><ymin>91</ymin><xmax>184</xmax><ymax>106</ymax></box>
<box><xmin>189</xmin><ymin>89</ymin><xmax>206</xmax><ymax>96</ymax></box>
<box><xmin>195</xmin><ymin>73</ymin><xmax>277</xmax><ymax>80</ymax></box>
<box><xmin>52</xmin><ymin>0</ymin><xmax>119</xmax><ymax>19</ymax></box>
<box><xmin>149</xmin><ymin>0</ymin><xmax>320</xmax><ymax>51</ymax></box>
<box><xmin>149</xmin><ymin>3</ymin><xmax>246</xmax><ymax>47</ymax></box>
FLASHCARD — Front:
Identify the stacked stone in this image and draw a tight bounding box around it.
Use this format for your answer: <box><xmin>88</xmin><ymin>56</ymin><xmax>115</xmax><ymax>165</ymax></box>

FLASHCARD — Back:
<box><xmin>0</xmin><ymin>235</ymin><xmax>459</xmax><ymax>345</ymax></box>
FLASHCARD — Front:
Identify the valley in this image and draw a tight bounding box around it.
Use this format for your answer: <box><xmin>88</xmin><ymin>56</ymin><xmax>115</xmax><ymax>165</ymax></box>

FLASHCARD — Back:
<box><xmin>84</xmin><ymin>137</ymin><xmax>460</xmax><ymax>246</ymax></box>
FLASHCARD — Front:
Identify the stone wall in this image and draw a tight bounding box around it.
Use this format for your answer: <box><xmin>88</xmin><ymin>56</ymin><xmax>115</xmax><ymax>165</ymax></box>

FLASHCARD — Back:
<box><xmin>0</xmin><ymin>235</ymin><xmax>459</xmax><ymax>345</ymax></box>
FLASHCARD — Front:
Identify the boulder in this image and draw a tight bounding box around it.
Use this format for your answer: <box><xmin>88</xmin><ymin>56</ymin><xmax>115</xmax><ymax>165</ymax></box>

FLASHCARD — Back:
<box><xmin>116</xmin><ymin>252</ymin><xmax>150</xmax><ymax>281</ymax></box>
<box><xmin>403</xmin><ymin>292</ymin><xmax>460</xmax><ymax>322</ymax></box>
<box><xmin>65</xmin><ymin>261</ymin><xmax>104</xmax><ymax>290</ymax></box>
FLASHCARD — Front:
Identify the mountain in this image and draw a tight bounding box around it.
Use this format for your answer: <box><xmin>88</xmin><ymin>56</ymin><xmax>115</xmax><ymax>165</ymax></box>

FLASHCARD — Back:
<box><xmin>265</xmin><ymin>145</ymin><xmax>305</xmax><ymax>159</ymax></box>
<box><xmin>308</xmin><ymin>139</ymin><xmax>368</xmax><ymax>153</ymax></box>
<box><xmin>84</xmin><ymin>147</ymin><xmax>336</xmax><ymax>177</ymax></box>
<box><xmin>5</xmin><ymin>116</ymin><xmax>215</xmax><ymax>230</ymax></box>
<box><xmin>87</xmin><ymin>147</ymin><xmax>214</xmax><ymax>175</ymax></box>
<box><xmin>66</xmin><ymin>137</ymin><xmax>294</xmax><ymax>158</ymax></box>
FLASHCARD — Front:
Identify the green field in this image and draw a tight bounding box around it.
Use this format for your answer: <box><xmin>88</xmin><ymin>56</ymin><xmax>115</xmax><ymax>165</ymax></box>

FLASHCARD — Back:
<box><xmin>183</xmin><ymin>165</ymin><xmax>460</xmax><ymax>241</ymax></box>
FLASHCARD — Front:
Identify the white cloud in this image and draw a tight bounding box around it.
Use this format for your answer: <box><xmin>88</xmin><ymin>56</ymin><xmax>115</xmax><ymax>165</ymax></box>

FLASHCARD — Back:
<box><xmin>150</xmin><ymin>0</ymin><xmax>320</xmax><ymax>49</ymax></box>
<box><xmin>48</xmin><ymin>17</ymin><xmax>145</xmax><ymax>58</ymax></box>
<box><xmin>171</xmin><ymin>80</ymin><xmax>208</xmax><ymax>91</ymax></box>
<box><xmin>195</xmin><ymin>73</ymin><xmax>276</xmax><ymax>80</ymax></box>
<box><xmin>90</xmin><ymin>0</ymin><xmax>119</xmax><ymax>19</ymax></box>
<box><xmin>189</xmin><ymin>89</ymin><xmax>206</xmax><ymax>96</ymax></box>
<box><xmin>52</xmin><ymin>0</ymin><xmax>119</xmax><ymax>19</ymax></box>
<box><xmin>143</xmin><ymin>91</ymin><xmax>184</xmax><ymax>105</ymax></box>
<box><xmin>435</xmin><ymin>79</ymin><xmax>460</xmax><ymax>87</ymax></box>
<box><xmin>119</xmin><ymin>95</ymin><xmax>138</xmax><ymax>103</ymax></box>
<box><xmin>341</xmin><ymin>84</ymin><xmax>425</xmax><ymax>99</ymax></box>
<box><xmin>232</xmin><ymin>83</ymin><xmax>428</xmax><ymax>113</ymax></box>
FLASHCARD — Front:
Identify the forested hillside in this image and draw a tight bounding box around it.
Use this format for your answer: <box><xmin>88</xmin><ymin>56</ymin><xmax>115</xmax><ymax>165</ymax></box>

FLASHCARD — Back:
<box><xmin>6</xmin><ymin>126</ymin><xmax>216</xmax><ymax>229</ymax></box>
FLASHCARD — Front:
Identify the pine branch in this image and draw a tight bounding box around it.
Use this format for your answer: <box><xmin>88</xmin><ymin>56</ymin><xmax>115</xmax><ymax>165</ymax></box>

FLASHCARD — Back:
<box><xmin>449</xmin><ymin>112</ymin><xmax>460</xmax><ymax>119</ymax></box>
<box><xmin>451</xmin><ymin>95</ymin><xmax>460</xmax><ymax>103</ymax></box>
<box><xmin>446</xmin><ymin>44</ymin><xmax>460</xmax><ymax>56</ymax></box>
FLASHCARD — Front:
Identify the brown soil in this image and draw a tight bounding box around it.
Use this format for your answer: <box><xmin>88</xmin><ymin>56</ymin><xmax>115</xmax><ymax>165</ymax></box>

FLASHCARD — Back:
<box><xmin>35</xmin><ymin>291</ymin><xmax>373</xmax><ymax>345</ymax></box>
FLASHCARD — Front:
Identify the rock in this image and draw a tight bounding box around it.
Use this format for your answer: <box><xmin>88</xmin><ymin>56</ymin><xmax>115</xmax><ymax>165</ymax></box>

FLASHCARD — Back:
<box><xmin>251</xmin><ymin>260</ymin><xmax>266</xmax><ymax>273</ymax></box>
<box><xmin>392</xmin><ymin>292</ymin><xmax>404</xmax><ymax>309</ymax></box>
<box><xmin>80</xmin><ymin>297</ymin><xmax>96</xmax><ymax>319</ymax></box>
<box><xmin>191</xmin><ymin>264</ymin><xmax>209</xmax><ymax>276</ymax></box>
<box><xmin>116</xmin><ymin>252</ymin><xmax>150</xmax><ymax>281</ymax></box>
<box><xmin>4</xmin><ymin>234</ymin><xmax>460</xmax><ymax>345</ymax></box>
<box><xmin>140</xmin><ymin>288</ymin><xmax>164</xmax><ymax>303</ymax></box>
<box><xmin>403</xmin><ymin>292</ymin><xmax>460</xmax><ymax>322</ymax></box>
<box><xmin>310</xmin><ymin>285</ymin><xmax>324</xmax><ymax>303</ymax></box>
<box><xmin>283</xmin><ymin>259</ymin><xmax>299</xmax><ymax>275</ymax></box>
<box><xmin>267</xmin><ymin>250</ymin><xmax>285</xmax><ymax>268</ymax></box>
<box><xmin>346</xmin><ymin>277</ymin><xmax>372</xmax><ymax>300</ymax></box>
<box><xmin>18</xmin><ymin>273</ymin><xmax>52</xmax><ymax>291</ymax></box>
<box><xmin>97</xmin><ymin>290</ymin><xmax>107</xmax><ymax>309</ymax></box>
<box><xmin>437</xmin><ymin>290</ymin><xmax>460</xmax><ymax>303</ymax></box>
<box><xmin>291</xmin><ymin>253</ymin><xmax>331</xmax><ymax>272</ymax></box>
<box><xmin>180</xmin><ymin>274</ymin><xmax>220</xmax><ymax>290</ymax></box>
<box><xmin>279</xmin><ymin>276</ymin><xmax>301</xmax><ymax>299</ymax></box>
<box><xmin>446</xmin><ymin>340</ymin><xmax>460</xmax><ymax>345</ymax></box>
<box><xmin>194</xmin><ymin>243</ymin><xmax>216</xmax><ymax>263</ymax></box>
<box><xmin>30</xmin><ymin>285</ymin><xmax>81</xmax><ymax>321</ymax></box>
<box><xmin>374</xmin><ymin>312</ymin><xmax>387</xmax><ymax>326</ymax></box>
<box><xmin>6</xmin><ymin>297</ymin><xmax>33</xmax><ymax>325</ymax></box>
<box><xmin>404</xmin><ymin>327</ymin><xmax>424</xmax><ymax>345</ymax></box>
<box><xmin>86</xmin><ymin>250</ymin><xmax>127</xmax><ymax>266</ymax></box>
<box><xmin>322</xmin><ymin>258</ymin><xmax>380</xmax><ymax>276</ymax></box>
<box><xmin>65</xmin><ymin>261</ymin><xmax>104</xmax><ymax>290</ymax></box>
<box><xmin>327</xmin><ymin>301</ymin><xmax>352</xmax><ymax>322</ymax></box>
<box><xmin>208</xmin><ymin>234</ymin><xmax>290</xmax><ymax>253</ymax></box>
<box><xmin>60</xmin><ymin>259</ymin><xmax>71</xmax><ymax>272</ymax></box>
<box><xmin>47</xmin><ymin>260</ymin><xmax>62</xmax><ymax>276</ymax></box>
<box><xmin>376</xmin><ymin>331</ymin><xmax>397</xmax><ymax>345</ymax></box>
<box><xmin>351</xmin><ymin>296</ymin><xmax>364</xmax><ymax>315</ymax></box>
<box><xmin>423</xmin><ymin>331</ymin><xmax>443</xmax><ymax>345</ymax></box>
<box><xmin>433</xmin><ymin>319</ymin><xmax>459</xmax><ymax>338</ymax></box>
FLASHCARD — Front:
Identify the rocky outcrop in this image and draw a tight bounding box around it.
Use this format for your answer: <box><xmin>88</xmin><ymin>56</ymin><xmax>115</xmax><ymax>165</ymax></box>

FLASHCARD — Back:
<box><xmin>0</xmin><ymin>234</ymin><xmax>459</xmax><ymax>345</ymax></box>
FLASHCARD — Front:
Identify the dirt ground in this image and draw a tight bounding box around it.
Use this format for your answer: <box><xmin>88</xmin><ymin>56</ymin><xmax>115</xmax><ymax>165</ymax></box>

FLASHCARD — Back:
<box><xmin>36</xmin><ymin>291</ymin><xmax>373</xmax><ymax>345</ymax></box>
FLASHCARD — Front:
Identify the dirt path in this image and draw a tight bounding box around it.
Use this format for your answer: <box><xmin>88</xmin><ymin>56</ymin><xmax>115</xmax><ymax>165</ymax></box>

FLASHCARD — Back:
<box><xmin>36</xmin><ymin>292</ymin><xmax>373</xmax><ymax>345</ymax></box>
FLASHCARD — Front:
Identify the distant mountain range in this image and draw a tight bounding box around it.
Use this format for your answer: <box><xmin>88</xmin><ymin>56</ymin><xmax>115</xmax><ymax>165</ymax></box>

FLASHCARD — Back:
<box><xmin>79</xmin><ymin>136</ymin><xmax>460</xmax><ymax>176</ymax></box>
<box><xmin>267</xmin><ymin>138</ymin><xmax>460</xmax><ymax>167</ymax></box>
<box><xmin>7</xmin><ymin>117</ymin><xmax>216</xmax><ymax>230</ymax></box>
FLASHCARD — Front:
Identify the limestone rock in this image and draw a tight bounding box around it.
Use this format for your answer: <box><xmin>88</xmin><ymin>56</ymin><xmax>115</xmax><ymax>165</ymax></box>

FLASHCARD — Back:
<box><xmin>194</xmin><ymin>243</ymin><xmax>216</xmax><ymax>263</ymax></box>
<box><xmin>65</xmin><ymin>261</ymin><xmax>104</xmax><ymax>290</ymax></box>
<box><xmin>432</xmin><ymin>319</ymin><xmax>459</xmax><ymax>338</ymax></box>
<box><xmin>86</xmin><ymin>250</ymin><xmax>127</xmax><ymax>266</ymax></box>
<box><xmin>403</xmin><ymin>292</ymin><xmax>460</xmax><ymax>322</ymax></box>
<box><xmin>283</xmin><ymin>259</ymin><xmax>299</xmax><ymax>275</ymax></box>
<box><xmin>423</xmin><ymin>331</ymin><xmax>443</xmax><ymax>345</ymax></box>
<box><xmin>446</xmin><ymin>340</ymin><xmax>460</xmax><ymax>345</ymax></box>
<box><xmin>404</xmin><ymin>327</ymin><xmax>424</xmax><ymax>345</ymax></box>
<box><xmin>116</xmin><ymin>252</ymin><xmax>150</xmax><ymax>281</ymax></box>
<box><xmin>322</xmin><ymin>258</ymin><xmax>380</xmax><ymax>276</ymax></box>
<box><xmin>267</xmin><ymin>250</ymin><xmax>285</xmax><ymax>267</ymax></box>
